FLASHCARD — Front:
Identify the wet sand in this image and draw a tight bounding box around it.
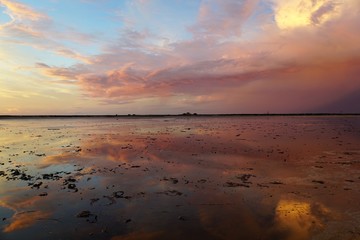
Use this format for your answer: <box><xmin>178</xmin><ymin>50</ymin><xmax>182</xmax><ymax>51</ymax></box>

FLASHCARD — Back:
<box><xmin>0</xmin><ymin>116</ymin><xmax>360</xmax><ymax>240</ymax></box>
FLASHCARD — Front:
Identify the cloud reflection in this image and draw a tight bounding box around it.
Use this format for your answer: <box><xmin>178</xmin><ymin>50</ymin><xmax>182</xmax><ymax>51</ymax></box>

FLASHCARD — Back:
<box><xmin>274</xmin><ymin>199</ymin><xmax>334</xmax><ymax>240</ymax></box>
<box><xmin>0</xmin><ymin>195</ymin><xmax>51</xmax><ymax>233</ymax></box>
<box><xmin>3</xmin><ymin>211</ymin><xmax>50</xmax><ymax>233</ymax></box>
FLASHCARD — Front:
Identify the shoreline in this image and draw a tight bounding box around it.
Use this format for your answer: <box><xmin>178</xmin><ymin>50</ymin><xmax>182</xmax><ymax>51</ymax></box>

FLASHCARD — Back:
<box><xmin>0</xmin><ymin>113</ymin><xmax>360</xmax><ymax>119</ymax></box>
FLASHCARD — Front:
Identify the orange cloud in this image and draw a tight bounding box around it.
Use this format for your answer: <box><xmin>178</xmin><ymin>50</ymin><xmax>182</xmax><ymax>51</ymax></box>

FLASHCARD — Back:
<box><xmin>0</xmin><ymin>195</ymin><xmax>51</xmax><ymax>233</ymax></box>
<box><xmin>3</xmin><ymin>211</ymin><xmax>50</xmax><ymax>233</ymax></box>
<box><xmin>273</xmin><ymin>199</ymin><xmax>335</xmax><ymax>240</ymax></box>
<box><xmin>0</xmin><ymin>0</ymin><xmax>48</xmax><ymax>22</ymax></box>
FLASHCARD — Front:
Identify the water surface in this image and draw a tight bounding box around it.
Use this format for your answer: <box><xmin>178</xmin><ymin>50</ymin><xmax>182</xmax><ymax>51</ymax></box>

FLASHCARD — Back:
<box><xmin>0</xmin><ymin>116</ymin><xmax>360</xmax><ymax>240</ymax></box>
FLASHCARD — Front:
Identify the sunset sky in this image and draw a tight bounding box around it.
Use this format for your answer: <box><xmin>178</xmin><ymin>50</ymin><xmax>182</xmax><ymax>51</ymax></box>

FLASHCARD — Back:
<box><xmin>0</xmin><ymin>0</ymin><xmax>359</xmax><ymax>114</ymax></box>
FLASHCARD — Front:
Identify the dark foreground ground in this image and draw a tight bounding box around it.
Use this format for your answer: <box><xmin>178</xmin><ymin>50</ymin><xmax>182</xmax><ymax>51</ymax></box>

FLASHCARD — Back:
<box><xmin>0</xmin><ymin>116</ymin><xmax>360</xmax><ymax>240</ymax></box>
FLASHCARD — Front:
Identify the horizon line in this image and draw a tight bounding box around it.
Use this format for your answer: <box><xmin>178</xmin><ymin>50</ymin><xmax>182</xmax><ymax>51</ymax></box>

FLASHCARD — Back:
<box><xmin>1</xmin><ymin>113</ymin><xmax>360</xmax><ymax>119</ymax></box>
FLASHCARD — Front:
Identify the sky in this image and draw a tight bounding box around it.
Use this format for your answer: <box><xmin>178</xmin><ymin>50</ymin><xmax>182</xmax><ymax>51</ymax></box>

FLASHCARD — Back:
<box><xmin>0</xmin><ymin>0</ymin><xmax>359</xmax><ymax>115</ymax></box>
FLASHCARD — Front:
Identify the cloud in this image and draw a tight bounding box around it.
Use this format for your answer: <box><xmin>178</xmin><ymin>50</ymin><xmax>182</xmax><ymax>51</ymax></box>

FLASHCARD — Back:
<box><xmin>35</xmin><ymin>62</ymin><xmax>50</xmax><ymax>68</ymax></box>
<box><xmin>0</xmin><ymin>0</ymin><xmax>93</xmax><ymax>63</ymax></box>
<box><xmin>310</xmin><ymin>1</ymin><xmax>337</xmax><ymax>25</ymax></box>
<box><xmin>189</xmin><ymin>0</ymin><xmax>260</xmax><ymax>39</ymax></box>
<box><xmin>35</xmin><ymin>0</ymin><xmax>360</xmax><ymax>112</ymax></box>
<box><xmin>0</xmin><ymin>0</ymin><xmax>51</xmax><ymax>39</ymax></box>
<box><xmin>274</xmin><ymin>0</ymin><xmax>338</xmax><ymax>29</ymax></box>
<box><xmin>0</xmin><ymin>0</ymin><xmax>48</xmax><ymax>22</ymax></box>
<box><xmin>5</xmin><ymin>107</ymin><xmax>20</xmax><ymax>113</ymax></box>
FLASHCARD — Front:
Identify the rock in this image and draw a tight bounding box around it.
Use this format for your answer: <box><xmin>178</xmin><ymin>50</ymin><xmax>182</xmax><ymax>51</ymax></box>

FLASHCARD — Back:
<box><xmin>224</xmin><ymin>181</ymin><xmax>249</xmax><ymax>188</ymax></box>
<box><xmin>269</xmin><ymin>181</ymin><xmax>284</xmax><ymax>185</ymax></box>
<box><xmin>76</xmin><ymin>211</ymin><xmax>91</xmax><ymax>218</ymax></box>
<box><xmin>178</xmin><ymin>216</ymin><xmax>186</xmax><ymax>221</ymax></box>
<box><xmin>20</xmin><ymin>173</ymin><xmax>32</xmax><ymax>181</ymax></box>
<box><xmin>32</xmin><ymin>182</ymin><xmax>43</xmax><ymax>189</ymax></box>
<box><xmin>157</xmin><ymin>190</ymin><xmax>183</xmax><ymax>196</ymax></box>
<box><xmin>68</xmin><ymin>183</ymin><xmax>77</xmax><ymax>189</ymax></box>
<box><xmin>162</xmin><ymin>177</ymin><xmax>179</xmax><ymax>184</ymax></box>
<box><xmin>90</xmin><ymin>198</ymin><xmax>100</xmax><ymax>205</ymax></box>
<box><xmin>103</xmin><ymin>195</ymin><xmax>116</xmax><ymax>205</ymax></box>
<box><xmin>66</xmin><ymin>177</ymin><xmax>77</xmax><ymax>183</ymax></box>
<box><xmin>112</xmin><ymin>191</ymin><xmax>124</xmax><ymax>198</ymax></box>
<box><xmin>236</xmin><ymin>174</ymin><xmax>255</xmax><ymax>183</ymax></box>
<box><xmin>312</xmin><ymin>180</ymin><xmax>325</xmax><ymax>184</ymax></box>
<box><xmin>42</xmin><ymin>174</ymin><xmax>53</xmax><ymax>179</ymax></box>
<box><xmin>11</xmin><ymin>169</ymin><xmax>21</xmax><ymax>176</ymax></box>
<box><xmin>197</xmin><ymin>179</ymin><xmax>207</xmax><ymax>184</ymax></box>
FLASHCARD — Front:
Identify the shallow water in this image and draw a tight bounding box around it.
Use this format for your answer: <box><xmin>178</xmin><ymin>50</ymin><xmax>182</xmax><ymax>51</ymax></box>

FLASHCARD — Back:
<box><xmin>0</xmin><ymin>116</ymin><xmax>360</xmax><ymax>240</ymax></box>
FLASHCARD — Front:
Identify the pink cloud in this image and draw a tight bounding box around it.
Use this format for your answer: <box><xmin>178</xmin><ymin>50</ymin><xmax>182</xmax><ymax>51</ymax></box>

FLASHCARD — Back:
<box><xmin>35</xmin><ymin>0</ymin><xmax>360</xmax><ymax>113</ymax></box>
<box><xmin>189</xmin><ymin>0</ymin><xmax>259</xmax><ymax>39</ymax></box>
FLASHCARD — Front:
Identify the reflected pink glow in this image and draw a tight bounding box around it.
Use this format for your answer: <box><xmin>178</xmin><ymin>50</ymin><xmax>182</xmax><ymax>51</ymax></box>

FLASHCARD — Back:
<box><xmin>0</xmin><ymin>117</ymin><xmax>360</xmax><ymax>239</ymax></box>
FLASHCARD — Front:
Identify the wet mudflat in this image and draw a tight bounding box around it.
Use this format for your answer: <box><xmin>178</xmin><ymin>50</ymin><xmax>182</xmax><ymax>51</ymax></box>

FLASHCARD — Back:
<box><xmin>0</xmin><ymin>116</ymin><xmax>360</xmax><ymax>240</ymax></box>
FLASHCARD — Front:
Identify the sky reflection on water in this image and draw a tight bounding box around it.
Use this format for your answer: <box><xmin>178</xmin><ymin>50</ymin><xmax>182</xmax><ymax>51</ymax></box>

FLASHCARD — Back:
<box><xmin>0</xmin><ymin>116</ymin><xmax>360</xmax><ymax>240</ymax></box>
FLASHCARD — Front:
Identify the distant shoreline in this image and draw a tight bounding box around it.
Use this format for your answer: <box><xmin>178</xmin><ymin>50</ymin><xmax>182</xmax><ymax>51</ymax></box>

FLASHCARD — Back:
<box><xmin>0</xmin><ymin>113</ymin><xmax>359</xmax><ymax>119</ymax></box>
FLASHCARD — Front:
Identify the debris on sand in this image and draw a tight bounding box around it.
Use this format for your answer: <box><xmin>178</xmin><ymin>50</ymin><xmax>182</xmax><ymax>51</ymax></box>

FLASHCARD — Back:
<box><xmin>157</xmin><ymin>190</ymin><xmax>183</xmax><ymax>196</ymax></box>
<box><xmin>197</xmin><ymin>179</ymin><xmax>207</xmax><ymax>184</ymax></box>
<box><xmin>224</xmin><ymin>181</ymin><xmax>250</xmax><ymax>188</ymax></box>
<box><xmin>236</xmin><ymin>174</ymin><xmax>255</xmax><ymax>184</ymax></box>
<box><xmin>90</xmin><ymin>198</ymin><xmax>100</xmax><ymax>205</ymax></box>
<box><xmin>161</xmin><ymin>177</ymin><xmax>179</xmax><ymax>184</ymax></box>
<box><xmin>11</xmin><ymin>169</ymin><xmax>21</xmax><ymax>176</ymax></box>
<box><xmin>112</xmin><ymin>191</ymin><xmax>125</xmax><ymax>198</ymax></box>
<box><xmin>312</xmin><ymin>180</ymin><xmax>325</xmax><ymax>184</ymax></box>
<box><xmin>76</xmin><ymin>211</ymin><xmax>98</xmax><ymax>223</ymax></box>
<box><xmin>76</xmin><ymin>211</ymin><xmax>91</xmax><ymax>218</ymax></box>
<box><xmin>178</xmin><ymin>216</ymin><xmax>186</xmax><ymax>221</ymax></box>
<box><xmin>103</xmin><ymin>195</ymin><xmax>116</xmax><ymax>205</ymax></box>
<box><xmin>68</xmin><ymin>183</ymin><xmax>77</xmax><ymax>189</ymax></box>
<box><xmin>42</xmin><ymin>173</ymin><xmax>62</xmax><ymax>180</ymax></box>
<box><xmin>269</xmin><ymin>181</ymin><xmax>284</xmax><ymax>185</ymax></box>
<box><xmin>31</xmin><ymin>181</ymin><xmax>43</xmax><ymax>189</ymax></box>
<box><xmin>63</xmin><ymin>177</ymin><xmax>79</xmax><ymax>192</ymax></box>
